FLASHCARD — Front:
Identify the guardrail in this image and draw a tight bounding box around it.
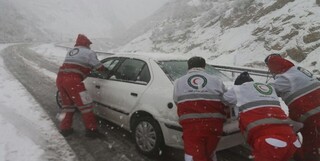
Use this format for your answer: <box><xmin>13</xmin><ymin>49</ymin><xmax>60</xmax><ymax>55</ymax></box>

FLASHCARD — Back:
<box><xmin>55</xmin><ymin>43</ymin><xmax>273</xmax><ymax>79</ymax></box>
<box><xmin>55</xmin><ymin>44</ymin><xmax>115</xmax><ymax>56</ymax></box>
<box><xmin>211</xmin><ymin>64</ymin><xmax>269</xmax><ymax>77</ymax></box>
<box><xmin>212</xmin><ymin>64</ymin><xmax>320</xmax><ymax>81</ymax></box>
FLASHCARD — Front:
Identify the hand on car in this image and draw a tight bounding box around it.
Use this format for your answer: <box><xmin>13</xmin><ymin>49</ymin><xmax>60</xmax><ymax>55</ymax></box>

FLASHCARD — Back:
<box><xmin>98</xmin><ymin>71</ymin><xmax>109</xmax><ymax>79</ymax></box>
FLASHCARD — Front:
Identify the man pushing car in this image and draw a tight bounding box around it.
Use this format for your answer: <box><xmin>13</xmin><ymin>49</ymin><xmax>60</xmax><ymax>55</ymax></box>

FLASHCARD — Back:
<box><xmin>56</xmin><ymin>34</ymin><xmax>106</xmax><ymax>138</ymax></box>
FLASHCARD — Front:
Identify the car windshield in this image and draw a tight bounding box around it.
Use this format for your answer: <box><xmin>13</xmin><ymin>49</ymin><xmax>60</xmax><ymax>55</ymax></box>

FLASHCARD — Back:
<box><xmin>157</xmin><ymin>60</ymin><xmax>232</xmax><ymax>82</ymax></box>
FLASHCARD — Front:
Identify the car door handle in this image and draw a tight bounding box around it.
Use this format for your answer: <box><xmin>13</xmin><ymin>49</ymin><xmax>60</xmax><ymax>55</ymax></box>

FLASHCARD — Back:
<box><xmin>95</xmin><ymin>85</ymin><xmax>101</xmax><ymax>89</ymax></box>
<box><xmin>130</xmin><ymin>92</ymin><xmax>138</xmax><ymax>97</ymax></box>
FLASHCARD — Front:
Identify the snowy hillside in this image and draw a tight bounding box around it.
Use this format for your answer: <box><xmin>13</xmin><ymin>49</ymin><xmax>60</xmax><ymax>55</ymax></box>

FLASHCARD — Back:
<box><xmin>117</xmin><ymin>0</ymin><xmax>320</xmax><ymax>76</ymax></box>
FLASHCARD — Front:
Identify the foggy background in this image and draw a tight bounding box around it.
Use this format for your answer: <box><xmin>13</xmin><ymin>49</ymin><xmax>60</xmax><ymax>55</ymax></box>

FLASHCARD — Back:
<box><xmin>0</xmin><ymin>0</ymin><xmax>170</xmax><ymax>43</ymax></box>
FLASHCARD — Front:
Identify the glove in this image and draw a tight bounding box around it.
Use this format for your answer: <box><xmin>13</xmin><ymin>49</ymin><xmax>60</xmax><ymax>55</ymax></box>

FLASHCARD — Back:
<box><xmin>223</xmin><ymin>120</ymin><xmax>240</xmax><ymax>134</ymax></box>
<box><xmin>98</xmin><ymin>71</ymin><xmax>109</xmax><ymax>79</ymax></box>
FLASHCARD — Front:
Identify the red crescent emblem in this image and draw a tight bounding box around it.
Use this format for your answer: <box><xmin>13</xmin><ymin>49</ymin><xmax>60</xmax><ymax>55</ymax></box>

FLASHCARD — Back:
<box><xmin>192</xmin><ymin>78</ymin><xmax>200</xmax><ymax>85</ymax></box>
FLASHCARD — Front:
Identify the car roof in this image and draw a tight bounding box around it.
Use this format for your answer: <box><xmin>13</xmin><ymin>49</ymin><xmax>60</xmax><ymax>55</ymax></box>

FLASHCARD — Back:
<box><xmin>103</xmin><ymin>52</ymin><xmax>191</xmax><ymax>61</ymax></box>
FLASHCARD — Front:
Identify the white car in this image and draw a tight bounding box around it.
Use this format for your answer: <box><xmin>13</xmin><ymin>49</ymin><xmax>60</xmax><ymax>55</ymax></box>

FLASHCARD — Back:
<box><xmin>79</xmin><ymin>53</ymin><xmax>244</xmax><ymax>156</ymax></box>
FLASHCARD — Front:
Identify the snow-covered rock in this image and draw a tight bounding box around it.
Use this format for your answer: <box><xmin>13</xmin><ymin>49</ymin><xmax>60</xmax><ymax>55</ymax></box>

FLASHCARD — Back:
<box><xmin>117</xmin><ymin>0</ymin><xmax>320</xmax><ymax>76</ymax></box>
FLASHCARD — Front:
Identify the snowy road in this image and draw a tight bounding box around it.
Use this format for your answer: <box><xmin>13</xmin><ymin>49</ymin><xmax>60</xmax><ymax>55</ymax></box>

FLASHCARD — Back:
<box><xmin>1</xmin><ymin>44</ymin><xmax>186</xmax><ymax>161</ymax></box>
<box><xmin>1</xmin><ymin>44</ymin><xmax>251</xmax><ymax>161</ymax></box>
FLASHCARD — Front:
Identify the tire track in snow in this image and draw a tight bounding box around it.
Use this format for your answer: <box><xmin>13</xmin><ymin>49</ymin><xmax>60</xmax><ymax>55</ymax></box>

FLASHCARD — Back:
<box><xmin>0</xmin><ymin>44</ymin><xmax>77</xmax><ymax>161</ymax></box>
<box><xmin>2</xmin><ymin>44</ymin><xmax>95</xmax><ymax>161</ymax></box>
<box><xmin>1</xmin><ymin>44</ymin><xmax>170</xmax><ymax>161</ymax></box>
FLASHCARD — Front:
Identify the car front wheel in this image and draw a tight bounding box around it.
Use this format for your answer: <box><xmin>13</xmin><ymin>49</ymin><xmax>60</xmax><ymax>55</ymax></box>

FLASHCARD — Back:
<box><xmin>133</xmin><ymin>117</ymin><xmax>164</xmax><ymax>157</ymax></box>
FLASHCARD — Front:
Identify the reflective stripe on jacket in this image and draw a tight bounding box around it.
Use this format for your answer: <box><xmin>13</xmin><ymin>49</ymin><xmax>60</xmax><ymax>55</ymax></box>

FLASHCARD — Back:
<box><xmin>299</xmin><ymin>106</ymin><xmax>320</xmax><ymax>122</ymax></box>
<box><xmin>173</xmin><ymin>68</ymin><xmax>227</xmax><ymax>124</ymax></box>
<box><xmin>179</xmin><ymin>113</ymin><xmax>226</xmax><ymax>122</ymax></box>
<box><xmin>59</xmin><ymin>68</ymin><xmax>86</xmax><ymax>78</ymax></box>
<box><xmin>58</xmin><ymin>46</ymin><xmax>103</xmax><ymax>79</ymax></box>
<box><xmin>284</xmin><ymin>82</ymin><xmax>320</xmax><ymax>105</ymax></box>
<box><xmin>223</xmin><ymin>82</ymin><xmax>292</xmax><ymax>139</ymax></box>
<box><xmin>244</xmin><ymin>118</ymin><xmax>292</xmax><ymax>138</ymax></box>
<box><xmin>270</xmin><ymin>66</ymin><xmax>320</xmax><ymax>122</ymax></box>
<box><xmin>238</xmin><ymin>100</ymin><xmax>280</xmax><ymax>112</ymax></box>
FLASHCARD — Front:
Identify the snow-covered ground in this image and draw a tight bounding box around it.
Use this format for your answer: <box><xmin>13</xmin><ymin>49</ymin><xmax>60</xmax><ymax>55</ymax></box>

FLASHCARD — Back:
<box><xmin>31</xmin><ymin>43</ymin><xmax>66</xmax><ymax>66</ymax></box>
<box><xmin>0</xmin><ymin>44</ymin><xmax>76</xmax><ymax>161</ymax></box>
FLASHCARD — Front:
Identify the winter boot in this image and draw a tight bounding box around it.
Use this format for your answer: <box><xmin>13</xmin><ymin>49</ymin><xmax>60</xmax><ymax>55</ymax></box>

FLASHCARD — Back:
<box><xmin>60</xmin><ymin>128</ymin><xmax>74</xmax><ymax>137</ymax></box>
<box><xmin>85</xmin><ymin>129</ymin><xmax>105</xmax><ymax>139</ymax></box>
<box><xmin>59</xmin><ymin>112</ymin><xmax>74</xmax><ymax>130</ymax></box>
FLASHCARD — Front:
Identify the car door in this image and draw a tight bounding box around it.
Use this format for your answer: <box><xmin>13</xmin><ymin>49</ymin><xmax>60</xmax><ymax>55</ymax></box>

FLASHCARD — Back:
<box><xmin>84</xmin><ymin>57</ymin><xmax>121</xmax><ymax>111</ymax></box>
<box><xmin>95</xmin><ymin>57</ymin><xmax>151</xmax><ymax>126</ymax></box>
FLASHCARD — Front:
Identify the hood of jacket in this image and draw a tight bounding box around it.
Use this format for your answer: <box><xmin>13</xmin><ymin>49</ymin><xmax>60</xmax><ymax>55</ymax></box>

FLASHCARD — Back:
<box><xmin>74</xmin><ymin>34</ymin><xmax>92</xmax><ymax>48</ymax></box>
<box><xmin>266</xmin><ymin>55</ymin><xmax>294</xmax><ymax>75</ymax></box>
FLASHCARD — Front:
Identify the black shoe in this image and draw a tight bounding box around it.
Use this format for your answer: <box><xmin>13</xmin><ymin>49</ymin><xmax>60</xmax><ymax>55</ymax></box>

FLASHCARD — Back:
<box><xmin>60</xmin><ymin>129</ymin><xmax>74</xmax><ymax>137</ymax></box>
<box><xmin>85</xmin><ymin>129</ymin><xmax>105</xmax><ymax>139</ymax></box>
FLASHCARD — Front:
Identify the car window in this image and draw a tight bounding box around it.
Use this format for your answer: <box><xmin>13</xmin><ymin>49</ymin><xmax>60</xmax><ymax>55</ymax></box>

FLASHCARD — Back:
<box><xmin>137</xmin><ymin>65</ymin><xmax>151</xmax><ymax>83</ymax></box>
<box><xmin>101</xmin><ymin>58</ymin><xmax>120</xmax><ymax>71</ymax></box>
<box><xmin>112</xmin><ymin>58</ymin><xmax>150</xmax><ymax>84</ymax></box>
<box><xmin>157</xmin><ymin>60</ymin><xmax>232</xmax><ymax>82</ymax></box>
<box><xmin>88</xmin><ymin>58</ymin><xmax>121</xmax><ymax>79</ymax></box>
<box><xmin>157</xmin><ymin>60</ymin><xmax>187</xmax><ymax>81</ymax></box>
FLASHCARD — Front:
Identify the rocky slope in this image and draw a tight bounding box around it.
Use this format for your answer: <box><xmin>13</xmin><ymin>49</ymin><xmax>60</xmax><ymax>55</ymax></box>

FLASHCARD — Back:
<box><xmin>117</xmin><ymin>0</ymin><xmax>320</xmax><ymax>75</ymax></box>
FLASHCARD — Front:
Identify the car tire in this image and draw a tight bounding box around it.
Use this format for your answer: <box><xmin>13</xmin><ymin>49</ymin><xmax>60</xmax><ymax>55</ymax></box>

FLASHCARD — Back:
<box><xmin>132</xmin><ymin>117</ymin><xmax>164</xmax><ymax>157</ymax></box>
<box><xmin>56</xmin><ymin>90</ymin><xmax>62</xmax><ymax>110</ymax></box>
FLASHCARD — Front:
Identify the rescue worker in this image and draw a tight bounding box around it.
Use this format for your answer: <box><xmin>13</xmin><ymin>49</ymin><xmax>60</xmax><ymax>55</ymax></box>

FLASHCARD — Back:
<box><xmin>173</xmin><ymin>56</ymin><xmax>227</xmax><ymax>161</ymax></box>
<box><xmin>223</xmin><ymin>72</ymin><xmax>301</xmax><ymax>161</ymax></box>
<box><xmin>265</xmin><ymin>54</ymin><xmax>320</xmax><ymax>161</ymax></box>
<box><xmin>56</xmin><ymin>34</ymin><xmax>106</xmax><ymax>138</ymax></box>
